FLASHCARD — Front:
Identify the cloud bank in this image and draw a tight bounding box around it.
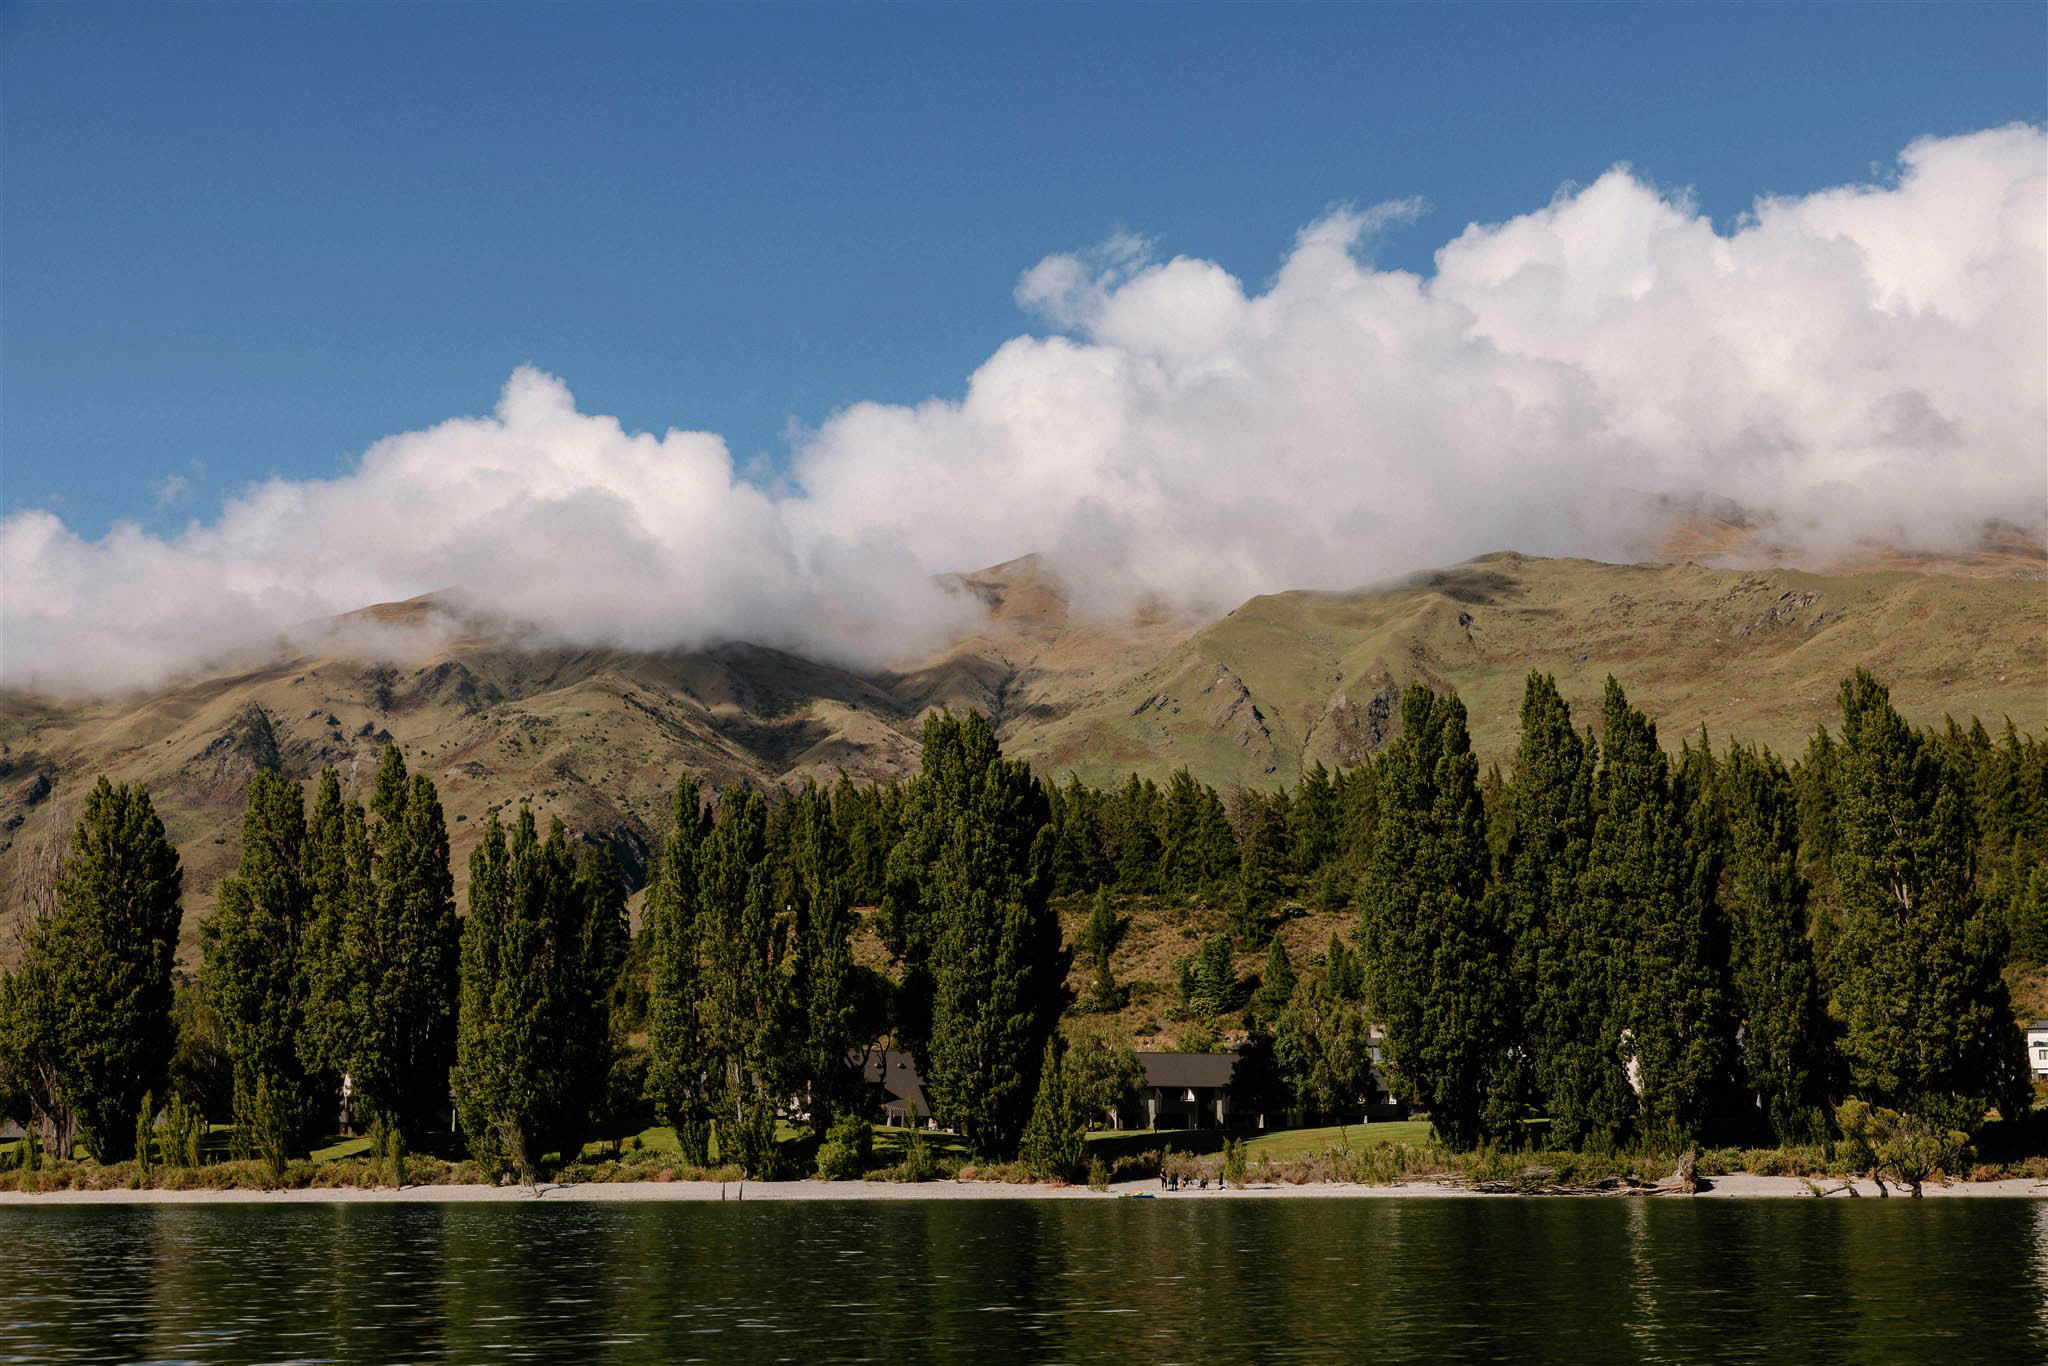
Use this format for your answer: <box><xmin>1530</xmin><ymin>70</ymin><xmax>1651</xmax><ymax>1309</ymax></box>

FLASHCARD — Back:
<box><xmin>5</xmin><ymin>125</ymin><xmax>2042</xmax><ymax>694</ymax></box>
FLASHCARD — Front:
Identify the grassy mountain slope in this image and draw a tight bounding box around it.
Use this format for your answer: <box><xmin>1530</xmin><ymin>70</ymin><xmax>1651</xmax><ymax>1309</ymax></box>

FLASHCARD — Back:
<box><xmin>1012</xmin><ymin>552</ymin><xmax>2048</xmax><ymax>790</ymax></box>
<box><xmin>3</xmin><ymin>547</ymin><xmax>2041</xmax><ymax>963</ymax></box>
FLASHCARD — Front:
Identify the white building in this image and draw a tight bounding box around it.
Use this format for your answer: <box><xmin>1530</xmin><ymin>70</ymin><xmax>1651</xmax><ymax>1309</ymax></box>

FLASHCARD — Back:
<box><xmin>2026</xmin><ymin>1021</ymin><xmax>2048</xmax><ymax>1082</ymax></box>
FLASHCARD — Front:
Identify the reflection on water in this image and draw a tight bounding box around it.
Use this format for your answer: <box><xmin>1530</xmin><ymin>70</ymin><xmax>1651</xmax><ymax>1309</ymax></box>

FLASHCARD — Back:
<box><xmin>1</xmin><ymin>1198</ymin><xmax>2043</xmax><ymax>1361</ymax></box>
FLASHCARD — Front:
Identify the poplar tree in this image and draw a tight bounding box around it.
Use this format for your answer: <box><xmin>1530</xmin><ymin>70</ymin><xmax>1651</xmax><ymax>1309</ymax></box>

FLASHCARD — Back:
<box><xmin>299</xmin><ymin>769</ymin><xmax>369</xmax><ymax>1117</ymax></box>
<box><xmin>1830</xmin><ymin>671</ymin><xmax>2027</xmax><ymax>1131</ymax></box>
<box><xmin>1497</xmin><ymin>673</ymin><xmax>1598</xmax><ymax>1137</ymax></box>
<box><xmin>1722</xmin><ymin>742</ymin><xmax>1823</xmax><ymax>1142</ymax></box>
<box><xmin>696</xmin><ymin>788</ymin><xmax>785</xmax><ymax>1174</ymax></box>
<box><xmin>201</xmin><ymin>770</ymin><xmax>322</xmax><ymax>1154</ymax></box>
<box><xmin>12</xmin><ymin>779</ymin><xmax>183</xmax><ymax>1160</ymax></box>
<box><xmin>452</xmin><ymin>808</ymin><xmax>602</xmax><ymax>1182</ymax></box>
<box><xmin>1592</xmin><ymin>679</ymin><xmax>1724</xmax><ymax>1151</ymax></box>
<box><xmin>779</xmin><ymin>779</ymin><xmax>862</xmax><ymax>1137</ymax></box>
<box><xmin>902</xmin><ymin>712</ymin><xmax>1060</xmax><ymax>1159</ymax></box>
<box><xmin>645</xmin><ymin>774</ymin><xmax>713</xmax><ymax>1163</ymax></box>
<box><xmin>1359</xmin><ymin>685</ymin><xmax>1512</xmax><ymax>1150</ymax></box>
<box><xmin>362</xmin><ymin>747</ymin><xmax>460</xmax><ymax>1142</ymax></box>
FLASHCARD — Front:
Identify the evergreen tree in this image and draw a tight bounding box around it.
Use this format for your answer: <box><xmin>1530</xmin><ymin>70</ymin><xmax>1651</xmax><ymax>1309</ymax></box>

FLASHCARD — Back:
<box><xmin>361</xmin><ymin>747</ymin><xmax>460</xmax><ymax>1143</ymax></box>
<box><xmin>1018</xmin><ymin>1035</ymin><xmax>1086</xmax><ymax>1180</ymax></box>
<box><xmin>1178</xmin><ymin>934</ymin><xmax>1243</xmax><ymax>1019</ymax></box>
<box><xmin>1325</xmin><ymin>931</ymin><xmax>1365</xmax><ymax>1003</ymax></box>
<box><xmin>696</xmin><ymin>788</ymin><xmax>785</xmax><ymax>1175</ymax></box>
<box><xmin>1048</xmin><ymin>775</ymin><xmax>1109</xmax><ymax>896</ymax></box>
<box><xmin>201</xmin><ymin>769</ymin><xmax>322</xmax><ymax>1156</ymax></box>
<box><xmin>1289</xmin><ymin>761</ymin><xmax>1342</xmax><ymax>881</ymax></box>
<box><xmin>12</xmin><ymin>779</ymin><xmax>183</xmax><ymax>1160</ymax></box>
<box><xmin>1722</xmin><ymin>742</ymin><xmax>1824</xmax><ymax>1142</ymax></box>
<box><xmin>1102</xmin><ymin>775</ymin><xmax>1161</xmax><ymax>894</ymax></box>
<box><xmin>1592</xmin><ymin>679</ymin><xmax>1725</xmax><ymax>1151</ymax></box>
<box><xmin>1232</xmin><ymin>790</ymin><xmax>1291</xmax><ymax>945</ymax></box>
<box><xmin>1830</xmin><ymin>671</ymin><xmax>2028</xmax><ymax>1131</ymax></box>
<box><xmin>452</xmin><ymin>808</ymin><xmax>603</xmax><ymax>1182</ymax></box>
<box><xmin>1359</xmin><ymin>685</ymin><xmax>1512</xmax><ymax>1150</ymax></box>
<box><xmin>645</xmin><ymin>775</ymin><xmax>713</xmax><ymax>1163</ymax></box>
<box><xmin>1251</xmin><ymin>936</ymin><xmax>1297</xmax><ymax>1024</ymax></box>
<box><xmin>1156</xmin><ymin>768</ymin><xmax>1236</xmax><ymax>895</ymax></box>
<box><xmin>1497</xmin><ymin>674</ymin><xmax>1598</xmax><ymax>1141</ymax></box>
<box><xmin>779</xmin><ymin>779</ymin><xmax>863</xmax><ymax>1138</ymax></box>
<box><xmin>1078</xmin><ymin>887</ymin><xmax>1124</xmax><ymax>1012</ymax></box>
<box><xmin>903</xmin><ymin>712</ymin><xmax>1061</xmax><ymax>1159</ymax></box>
<box><xmin>299</xmin><ymin>769</ymin><xmax>369</xmax><ymax>1122</ymax></box>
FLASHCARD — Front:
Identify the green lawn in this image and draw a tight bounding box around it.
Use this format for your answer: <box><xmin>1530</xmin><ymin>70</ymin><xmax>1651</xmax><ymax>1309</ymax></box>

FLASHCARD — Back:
<box><xmin>1243</xmin><ymin>1120</ymin><xmax>1433</xmax><ymax>1159</ymax></box>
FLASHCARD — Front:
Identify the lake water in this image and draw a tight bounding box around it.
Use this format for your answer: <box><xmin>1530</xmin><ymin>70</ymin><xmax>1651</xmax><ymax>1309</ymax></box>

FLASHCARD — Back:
<box><xmin>2</xmin><ymin>1198</ymin><xmax>2044</xmax><ymax>1361</ymax></box>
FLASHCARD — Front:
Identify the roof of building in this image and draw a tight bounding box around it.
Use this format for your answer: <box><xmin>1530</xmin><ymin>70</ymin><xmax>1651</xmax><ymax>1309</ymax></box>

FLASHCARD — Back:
<box><xmin>1137</xmin><ymin>1051</ymin><xmax>1239</xmax><ymax>1090</ymax></box>
<box><xmin>858</xmin><ymin>1048</ymin><xmax>930</xmax><ymax>1114</ymax></box>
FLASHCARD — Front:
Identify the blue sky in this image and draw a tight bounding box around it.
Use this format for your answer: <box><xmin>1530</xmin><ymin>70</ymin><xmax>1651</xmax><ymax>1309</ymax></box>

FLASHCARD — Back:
<box><xmin>3</xmin><ymin>1</ymin><xmax>2044</xmax><ymax>541</ymax></box>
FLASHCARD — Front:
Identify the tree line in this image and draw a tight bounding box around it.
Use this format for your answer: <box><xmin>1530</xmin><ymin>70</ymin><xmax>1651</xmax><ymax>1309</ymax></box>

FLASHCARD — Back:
<box><xmin>2</xmin><ymin>668</ymin><xmax>2041</xmax><ymax>1175</ymax></box>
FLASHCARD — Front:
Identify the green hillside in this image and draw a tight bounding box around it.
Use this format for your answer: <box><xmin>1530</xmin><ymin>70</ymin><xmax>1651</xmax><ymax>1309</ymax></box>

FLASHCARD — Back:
<box><xmin>1011</xmin><ymin>553</ymin><xmax>2048</xmax><ymax>789</ymax></box>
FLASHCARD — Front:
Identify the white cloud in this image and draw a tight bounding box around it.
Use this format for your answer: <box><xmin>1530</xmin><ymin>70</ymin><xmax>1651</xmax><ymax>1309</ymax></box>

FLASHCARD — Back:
<box><xmin>4</xmin><ymin>125</ymin><xmax>2042</xmax><ymax>694</ymax></box>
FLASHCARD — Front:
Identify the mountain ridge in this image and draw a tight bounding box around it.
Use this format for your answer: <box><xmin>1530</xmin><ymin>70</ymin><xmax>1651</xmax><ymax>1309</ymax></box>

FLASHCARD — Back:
<box><xmin>4</xmin><ymin>543</ymin><xmax>2043</xmax><ymax>960</ymax></box>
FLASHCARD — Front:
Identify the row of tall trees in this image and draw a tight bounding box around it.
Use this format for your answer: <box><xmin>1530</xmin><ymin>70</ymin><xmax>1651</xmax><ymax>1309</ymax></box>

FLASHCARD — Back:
<box><xmin>1361</xmin><ymin>670</ymin><xmax>2035</xmax><ymax>1152</ymax></box>
<box><xmin>197</xmin><ymin>749</ymin><xmax>464</xmax><ymax>1163</ymax></box>
<box><xmin>644</xmin><ymin>712</ymin><xmax>1064</xmax><ymax>1170</ymax></box>
<box><xmin>6</xmin><ymin>671</ymin><xmax>2041</xmax><ymax>1171</ymax></box>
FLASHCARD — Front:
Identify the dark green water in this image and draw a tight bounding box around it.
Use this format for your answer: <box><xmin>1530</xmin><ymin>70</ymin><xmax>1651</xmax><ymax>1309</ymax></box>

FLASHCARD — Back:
<box><xmin>2</xmin><ymin>1198</ymin><xmax>2044</xmax><ymax>1362</ymax></box>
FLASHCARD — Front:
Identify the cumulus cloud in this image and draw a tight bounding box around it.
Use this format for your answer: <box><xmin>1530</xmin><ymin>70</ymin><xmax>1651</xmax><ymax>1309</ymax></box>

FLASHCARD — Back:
<box><xmin>4</xmin><ymin>125</ymin><xmax>2042</xmax><ymax>694</ymax></box>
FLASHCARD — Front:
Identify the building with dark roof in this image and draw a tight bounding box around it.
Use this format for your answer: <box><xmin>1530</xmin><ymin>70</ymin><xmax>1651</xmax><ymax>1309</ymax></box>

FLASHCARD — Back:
<box><xmin>860</xmin><ymin>1049</ymin><xmax>932</xmax><ymax>1127</ymax></box>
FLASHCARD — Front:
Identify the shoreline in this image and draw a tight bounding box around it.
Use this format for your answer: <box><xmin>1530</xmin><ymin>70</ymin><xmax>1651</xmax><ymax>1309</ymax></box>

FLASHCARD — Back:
<box><xmin>4</xmin><ymin>1173</ymin><xmax>2046</xmax><ymax>1205</ymax></box>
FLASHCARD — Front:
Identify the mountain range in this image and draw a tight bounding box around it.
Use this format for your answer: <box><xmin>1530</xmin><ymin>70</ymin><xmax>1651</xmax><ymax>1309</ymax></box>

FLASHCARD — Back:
<box><xmin>3</xmin><ymin>532</ymin><xmax>2043</xmax><ymax>960</ymax></box>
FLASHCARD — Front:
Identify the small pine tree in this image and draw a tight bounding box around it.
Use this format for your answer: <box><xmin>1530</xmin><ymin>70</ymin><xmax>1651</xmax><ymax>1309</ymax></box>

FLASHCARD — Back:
<box><xmin>1080</xmin><ymin>889</ymin><xmax>1123</xmax><ymax>1011</ymax></box>
<box><xmin>1251</xmin><ymin>938</ymin><xmax>1297</xmax><ymax>1023</ymax></box>
<box><xmin>1020</xmin><ymin>1036</ymin><xmax>1085</xmax><ymax>1181</ymax></box>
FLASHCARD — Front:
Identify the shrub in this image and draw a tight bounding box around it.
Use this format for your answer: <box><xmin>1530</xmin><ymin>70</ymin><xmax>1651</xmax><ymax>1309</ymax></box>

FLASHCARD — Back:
<box><xmin>816</xmin><ymin>1115</ymin><xmax>874</xmax><ymax>1181</ymax></box>
<box><xmin>1836</xmin><ymin>1099</ymin><xmax>1972</xmax><ymax>1197</ymax></box>
<box><xmin>1087</xmin><ymin>1155</ymin><xmax>1111</xmax><ymax>1191</ymax></box>
<box><xmin>1221</xmin><ymin>1137</ymin><xmax>1247</xmax><ymax>1189</ymax></box>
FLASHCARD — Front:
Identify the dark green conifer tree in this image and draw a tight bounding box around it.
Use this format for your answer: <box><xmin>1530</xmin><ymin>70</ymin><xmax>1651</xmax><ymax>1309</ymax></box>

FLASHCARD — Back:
<box><xmin>201</xmin><ymin>769</ymin><xmax>323</xmax><ymax>1154</ymax></box>
<box><xmin>779</xmin><ymin>779</ymin><xmax>863</xmax><ymax>1138</ymax></box>
<box><xmin>1497</xmin><ymin>673</ymin><xmax>1598</xmax><ymax>1139</ymax></box>
<box><xmin>695</xmin><ymin>788</ymin><xmax>784</xmax><ymax>1175</ymax></box>
<box><xmin>1325</xmin><ymin>931</ymin><xmax>1365</xmax><ymax>1003</ymax></box>
<box><xmin>1358</xmin><ymin>685</ymin><xmax>1512</xmax><ymax>1150</ymax></box>
<box><xmin>1078</xmin><ymin>887</ymin><xmax>1124</xmax><ymax>1012</ymax></box>
<box><xmin>1156</xmin><ymin>768</ymin><xmax>1236</xmax><ymax>895</ymax></box>
<box><xmin>452</xmin><ymin>808</ymin><xmax>602</xmax><ymax>1182</ymax></box>
<box><xmin>1591</xmin><ymin>679</ymin><xmax>1725</xmax><ymax>1151</ymax></box>
<box><xmin>361</xmin><ymin>747</ymin><xmax>461</xmax><ymax>1143</ymax></box>
<box><xmin>1018</xmin><ymin>1035</ymin><xmax>1085</xmax><ymax>1181</ymax></box>
<box><xmin>1048</xmin><ymin>775</ymin><xmax>1109</xmax><ymax>896</ymax></box>
<box><xmin>1232</xmin><ymin>791</ymin><xmax>1292</xmax><ymax>945</ymax></box>
<box><xmin>11</xmin><ymin>779</ymin><xmax>183</xmax><ymax>1160</ymax></box>
<box><xmin>1722</xmin><ymin>742</ymin><xmax>1824</xmax><ymax>1142</ymax></box>
<box><xmin>1289</xmin><ymin>760</ymin><xmax>1342</xmax><ymax>881</ymax></box>
<box><xmin>1251</xmin><ymin>936</ymin><xmax>1297</xmax><ymax>1024</ymax></box>
<box><xmin>299</xmin><ymin>769</ymin><xmax>369</xmax><ymax>1124</ymax></box>
<box><xmin>902</xmin><ymin>712</ymin><xmax>1061</xmax><ymax>1159</ymax></box>
<box><xmin>645</xmin><ymin>775</ymin><xmax>713</xmax><ymax>1163</ymax></box>
<box><xmin>1830</xmin><ymin>671</ymin><xmax>2028</xmax><ymax>1131</ymax></box>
